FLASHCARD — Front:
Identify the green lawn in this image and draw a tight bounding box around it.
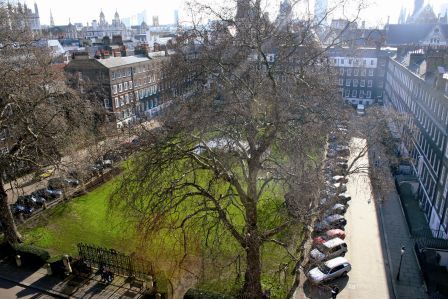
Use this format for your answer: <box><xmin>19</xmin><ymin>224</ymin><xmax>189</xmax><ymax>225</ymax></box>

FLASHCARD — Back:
<box><xmin>22</xmin><ymin>171</ymin><xmax>298</xmax><ymax>297</ymax></box>
<box><xmin>23</xmin><ymin>178</ymin><xmax>137</xmax><ymax>257</ymax></box>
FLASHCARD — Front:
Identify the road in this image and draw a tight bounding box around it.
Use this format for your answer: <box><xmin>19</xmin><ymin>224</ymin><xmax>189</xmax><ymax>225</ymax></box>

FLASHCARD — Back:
<box><xmin>340</xmin><ymin>137</ymin><xmax>391</xmax><ymax>298</ymax></box>
<box><xmin>0</xmin><ymin>278</ymin><xmax>54</xmax><ymax>298</ymax></box>
<box><xmin>300</xmin><ymin>137</ymin><xmax>392</xmax><ymax>298</ymax></box>
<box><xmin>5</xmin><ymin>119</ymin><xmax>160</xmax><ymax>204</ymax></box>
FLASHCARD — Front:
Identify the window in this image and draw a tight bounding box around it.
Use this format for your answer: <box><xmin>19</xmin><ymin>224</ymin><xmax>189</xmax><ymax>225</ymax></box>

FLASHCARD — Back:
<box><xmin>117</xmin><ymin>71</ymin><xmax>122</xmax><ymax>78</ymax></box>
<box><xmin>368</xmin><ymin>69</ymin><xmax>374</xmax><ymax>76</ymax></box>
<box><xmin>125</xmin><ymin>93</ymin><xmax>129</xmax><ymax>104</ymax></box>
<box><xmin>340</xmin><ymin>68</ymin><xmax>344</xmax><ymax>75</ymax></box>
<box><xmin>112</xmin><ymin>72</ymin><xmax>115</xmax><ymax>80</ymax></box>
<box><xmin>352</xmin><ymin>89</ymin><xmax>357</xmax><ymax>97</ymax></box>
<box><xmin>338</xmin><ymin>79</ymin><xmax>344</xmax><ymax>86</ymax></box>
<box><xmin>367</xmin><ymin>80</ymin><xmax>373</xmax><ymax>87</ymax></box>
<box><xmin>359</xmin><ymin>90</ymin><xmax>365</xmax><ymax>98</ymax></box>
<box><xmin>347</xmin><ymin>68</ymin><xmax>352</xmax><ymax>76</ymax></box>
<box><xmin>366</xmin><ymin>91</ymin><xmax>371</xmax><ymax>98</ymax></box>
<box><xmin>353</xmin><ymin>79</ymin><xmax>358</xmax><ymax>87</ymax></box>
<box><xmin>360</xmin><ymin>80</ymin><xmax>365</xmax><ymax>87</ymax></box>
<box><xmin>115</xmin><ymin>97</ymin><xmax>119</xmax><ymax>108</ymax></box>
<box><xmin>103</xmin><ymin>99</ymin><xmax>111</xmax><ymax>108</ymax></box>
<box><xmin>124</xmin><ymin>82</ymin><xmax>128</xmax><ymax>91</ymax></box>
<box><xmin>344</xmin><ymin>89</ymin><xmax>350</xmax><ymax>97</ymax></box>
<box><xmin>129</xmin><ymin>81</ymin><xmax>133</xmax><ymax>89</ymax></box>
<box><xmin>113</xmin><ymin>85</ymin><xmax>117</xmax><ymax>94</ymax></box>
<box><xmin>346</xmin><ymin>79</ymin><xmax>351</xmax><ymax>86</ymax></box>
<box><xmin>370</xmin><ymin>59</ymin><xmax>374</xmax><ymax>65</ymax></box>
<box><xmin>354</xmin><ymin>68</ymin><xmax>359</xmax><ymax>76</ymax></box>
<box><xmin>361</xmin><ymin>69</ymin><xmax>366</xmax><ymax>76</ymax></box>
<box><xmin>127</xmin><ymin>69</ymin><xmax>131</xmax><ymax>76</ymax></box>
<box><xmin>120</xmin><ymin>96</ymin><xmax>124</xmax><ymax>106</ymax></box>
<box><xmin>118</xmin><ymin>83</ymin><xmax>123</xmax><ymax>92</ymax></box>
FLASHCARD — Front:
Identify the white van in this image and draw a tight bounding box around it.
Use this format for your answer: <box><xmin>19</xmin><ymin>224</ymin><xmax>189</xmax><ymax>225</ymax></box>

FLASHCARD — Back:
<box><xmin>356</xmin><ymin>104</ymin><xmax>365</xmax><ymax>116</ymax></box>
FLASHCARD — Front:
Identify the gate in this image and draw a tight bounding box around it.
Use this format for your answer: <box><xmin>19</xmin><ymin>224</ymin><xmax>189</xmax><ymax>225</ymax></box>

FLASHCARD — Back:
<box><xmin>77</xmin><ymin>243</ymin><xmax>153</xmax><ymax>279</ymax></box>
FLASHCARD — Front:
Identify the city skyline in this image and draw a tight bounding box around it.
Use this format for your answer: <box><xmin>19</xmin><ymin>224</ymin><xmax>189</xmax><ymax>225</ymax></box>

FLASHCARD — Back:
<box><xmin>30</xmin><ymin>0</ymin><xmax>448</xmax><ymax>28</ymax></box>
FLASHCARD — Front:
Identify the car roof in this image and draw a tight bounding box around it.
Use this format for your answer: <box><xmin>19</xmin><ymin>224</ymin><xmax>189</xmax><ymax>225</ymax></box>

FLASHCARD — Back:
<box><xmin>325</xmin><ymin>256</ymin><xmax>349</xmax><ymax>268</ymax></box>
<box><xmin>323</xmin><ymin>237</ymin><xmax>345</xmax><ymax>248</ymax></box>
<box><xmin>326</xmin><ymin>214</ymin><xmax>344</xmax><ymax>221</ymax></box>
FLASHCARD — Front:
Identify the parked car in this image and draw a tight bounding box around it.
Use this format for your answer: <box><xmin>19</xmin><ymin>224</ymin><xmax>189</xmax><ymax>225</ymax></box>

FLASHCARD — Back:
<box><xmin>325</xmin><ymin>204</ymin><xmax>347</xmax><ymax>216</ymax></box>
<box><xmin>333</xmin><ymin>183</ymin><xmax>347</xmax><ymax>193</ymax></box>
<box><xmin>32</xmin><ymin>188</ymin><xmax>60</xmax><ymax>200</ymax></box>
<box><xmin>45</xmin><ymin>188</ymin><xmax>63</xmax><ymax>198</ymax></box>
<box><xmin>310</xmin><ymin>238</ymin><xmax>348</xmax><ymax>262</ymax></box>
<box><xmin>10</xmin><ymin>203</ymin><xmax>34</xmax><ymax>218</ymax></box>
<box><xmin>332</xmin><ymin>175</ymin><xmax>348</xmax><ymax>184</ymax></box>
<box><xmin>327</xmin><ymin>149</ymin><xmax>337</xmax><ymax>158</ymax></box>
<box><xmin>307</xmin><ymin>257</ymin><xmax>351</xmax><ymax>284</ymax></box>
<box><xmin>64</xmin><ymin>178</ymin><xmax>80</xmax><ymax>186</ymax></box>
<box><xmin>34</xmin><ymin>167</ymin><xmax>55</xmax><ymax>180</ymax></box>
<box><xmin>16</xmin><ymin>195</ymin><xmax>46</xmax><ymax>208</ymax></box>
<box><xmin>338</xmin><ymin>192</ymin><xmax>352</xmax><ymax>203</ymax></box>
<box><xmin>356</xmin><ymin>104</ymin><xmax>365</xmax><ymax>116</ymax></box>
<box><xmin>313</xmin><ymin>229</ymin><xmax>346</xmax><ymax>246</ymax></box>
<box><xmin>315</xmin><ymin>214</ymin><xmax>347</xmax><ymax>232</ymax></box>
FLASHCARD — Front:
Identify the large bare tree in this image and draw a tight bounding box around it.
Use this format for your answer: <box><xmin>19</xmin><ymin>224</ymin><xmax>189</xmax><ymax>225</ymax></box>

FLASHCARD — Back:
<box><xmin>112</xmin><ymin>0</ymin><xmax>363</xmax><ymax>297</ymax></box>
<box><xmin>0</xmin><ymin>2</ymin><xmax>95</xmax><ymax>244</ymax></box>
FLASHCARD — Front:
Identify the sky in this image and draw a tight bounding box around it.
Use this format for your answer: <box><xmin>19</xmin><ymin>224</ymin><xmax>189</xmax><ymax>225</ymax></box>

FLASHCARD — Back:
<box><xmin>26</xmin><ymin>0</ymin><xmax>448</xmax><ymax>28</ymax></box>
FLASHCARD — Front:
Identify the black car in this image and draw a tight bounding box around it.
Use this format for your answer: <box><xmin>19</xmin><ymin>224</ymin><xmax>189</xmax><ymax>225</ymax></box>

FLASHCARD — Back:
<box><xmin>16</xmin><ymin>195</ymin><xmax>46</xmax><ymax>208</ymax></box>
<box><xmin>10</xmin><ymin>203</ymin><xmax>34</xmax><ymax>217</ymax></box>
<box><xmin>32</xmin><ymin>188</ymin><xmax>61</xmax><ymax>200</ymax></box>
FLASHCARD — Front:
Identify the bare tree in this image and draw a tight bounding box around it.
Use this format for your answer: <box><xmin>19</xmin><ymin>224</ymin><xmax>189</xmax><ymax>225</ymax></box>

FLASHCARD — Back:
<box><xmin>112</xmin><ymin>0</ymin><xmax>364</xmax><ymax>297</ymax></box>
<box><xmin>0</xmin><ymin>2</ymin><xmax>95</xmax><ymax>244</ymax></box>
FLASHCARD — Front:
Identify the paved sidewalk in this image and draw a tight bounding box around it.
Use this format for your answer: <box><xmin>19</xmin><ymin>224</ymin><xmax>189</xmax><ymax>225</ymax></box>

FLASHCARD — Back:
<box><xmin>0</xmin><ymin>258</ymin><xmax>146</xmax><ymax>298</ymax></box>
<box><xmin>379</xmin><ymin>188</ymin><xmax>428</xmax><ymax>299</ymax></box>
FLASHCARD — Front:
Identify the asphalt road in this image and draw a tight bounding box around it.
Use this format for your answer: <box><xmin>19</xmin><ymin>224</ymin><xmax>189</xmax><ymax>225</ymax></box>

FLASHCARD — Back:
<box><xmin>300</xmin><ymin>137</ymin><xmax>392</xmax><ymax>298</ymax></box>
<box><xmin>339</xmin><ymin>137</ymin><xmax>391</xmax><ymax>298</ymax></box>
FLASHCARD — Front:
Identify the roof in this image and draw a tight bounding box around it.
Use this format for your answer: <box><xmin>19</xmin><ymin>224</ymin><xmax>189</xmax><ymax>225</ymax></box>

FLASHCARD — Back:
<box><xmin>323</xmin><ymin>237</ymin><xmax>345</xmax><ymax>248</ymax></box>
<box><xmin>96</xmin><ymin>56</ymin><xmax>150</xmax><ymax>68</ymax></box>
<box><xmin>325</xmin><ymin>256</ymin><xmax>349</xmax><ymax>268</ymax></box>
<box><xmin>385</xmin><ymin>24</ymin><xmax>448</xmax><ymax>46</ymax></box>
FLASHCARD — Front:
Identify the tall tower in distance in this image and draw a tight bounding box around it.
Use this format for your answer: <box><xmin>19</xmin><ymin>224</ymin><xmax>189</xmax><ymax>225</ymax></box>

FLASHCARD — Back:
<box><xmin>50</xmin><ymin>9</ymin><xmax>54</xmax><ymax>27</ymax></box>
<box><xmin>152</xmin><ymin>16</ymin><xmax>159</xmax><ymax>27</ymax></box>
<box><xmin>314</xmin><ymin>0</ymin><xmax>328</xmax><ymax>24</ymax></box>
<box><xmin>413</xmin><ymin>0</ymin><xmax>424</xmax><ymax>16</ymax></box>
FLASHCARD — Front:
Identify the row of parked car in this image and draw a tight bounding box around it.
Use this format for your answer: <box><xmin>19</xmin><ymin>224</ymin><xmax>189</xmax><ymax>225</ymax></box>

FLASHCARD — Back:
<box><xmin>10</xmin><ymin>177</ymin><xmax>81</xmax><ymax>219</ymax></box>
<box><xmin>306</xmin><ymin>123</ymin><xmax>353</xmax><ymax>284</ymax></box>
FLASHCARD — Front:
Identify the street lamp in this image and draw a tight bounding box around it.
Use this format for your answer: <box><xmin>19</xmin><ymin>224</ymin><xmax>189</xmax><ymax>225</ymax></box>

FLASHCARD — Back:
<box><xmin>396</xmin><ymin>246</ymin><xmax>406</xmax><ymax>281</ymax></box>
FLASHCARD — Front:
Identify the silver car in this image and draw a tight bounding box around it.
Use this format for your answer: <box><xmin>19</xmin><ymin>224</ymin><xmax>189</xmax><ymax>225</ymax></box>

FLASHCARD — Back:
<box><xmin>307</xmin><ymin>257</ymin><xmax>351</xmax><ymax>284</ymax></box>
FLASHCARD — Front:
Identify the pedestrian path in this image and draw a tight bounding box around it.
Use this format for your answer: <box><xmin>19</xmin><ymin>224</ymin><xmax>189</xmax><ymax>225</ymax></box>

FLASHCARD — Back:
<box><xmin>0</xmin><ymin>258</ymin><xmax>145</xmax><ymax>299</ymax></box>
<box><xmin>379</xmin><ymin>187</ymin><xmax>428</xmax><ymax>299</ymax></box>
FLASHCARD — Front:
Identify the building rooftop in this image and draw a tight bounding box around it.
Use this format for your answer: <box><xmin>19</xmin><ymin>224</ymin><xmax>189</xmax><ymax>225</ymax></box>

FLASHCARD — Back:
<box><xmin>96</xmin><ymin>55</ymin><xmax>149</xmax><ymax>68</ymax></box>
<box><xmin>385</xmin><ymin>24</ymin><xmax>448</xmax><ymax>46</ymax></box>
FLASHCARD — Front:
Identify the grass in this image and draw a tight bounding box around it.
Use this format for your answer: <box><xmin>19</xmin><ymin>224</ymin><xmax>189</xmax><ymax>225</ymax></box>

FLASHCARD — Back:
<box><xmin>23</xmin><ymin>178</ymin><xmax>137</xmax><ymax>258</ymax></box>
<box><xmin>22</xmin><ymin>165</ymin><xmax>299</xmax><ymax>297</ymax></box>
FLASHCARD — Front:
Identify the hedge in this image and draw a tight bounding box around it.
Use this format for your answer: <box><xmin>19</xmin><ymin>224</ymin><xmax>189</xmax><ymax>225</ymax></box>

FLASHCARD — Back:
<box><xmin>13</xmin><ymin>243</ymin><xmax>50</xmax><ymax>267</ymax></box>
<box><xmin>184</xmin><ymin>289</ymin><xmax>235</xmax><ymax>299</ymax></box>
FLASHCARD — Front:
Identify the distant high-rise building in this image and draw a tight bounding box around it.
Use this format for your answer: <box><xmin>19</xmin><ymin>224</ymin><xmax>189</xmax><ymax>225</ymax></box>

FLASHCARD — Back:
<box><xmin>314</xmin><ymin>0</ymin><xmax>328</xmax><ymax>23</ymax></box>
<box><xmin>174</xmin><ymin>10</ymin><xmax>179</xmax><ymax>26</ymax></box>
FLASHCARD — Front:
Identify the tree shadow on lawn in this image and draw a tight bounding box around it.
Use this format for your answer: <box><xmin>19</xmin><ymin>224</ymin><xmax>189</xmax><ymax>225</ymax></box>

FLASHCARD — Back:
<box><xmin>303</xmin><ymin>275</ymin><xmax>349</xmax><ymax>298</ymax></box>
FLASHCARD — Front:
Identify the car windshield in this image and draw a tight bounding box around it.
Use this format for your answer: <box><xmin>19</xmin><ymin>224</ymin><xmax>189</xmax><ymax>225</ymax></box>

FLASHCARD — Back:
<box><xmin>318</xmin><ymin>264</ymin><xmax>331</xmax><ymax>274</ymax></box>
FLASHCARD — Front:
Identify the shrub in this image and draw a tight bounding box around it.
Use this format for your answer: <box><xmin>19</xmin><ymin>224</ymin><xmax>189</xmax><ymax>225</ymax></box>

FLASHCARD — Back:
<box><xmin>184</xmin><ymin>289</ymin><xmax>235</xmax><ymax>299</ymax></box>
<box><xmin>13</xmin><ymin>244</ymin><xmax>50</xmax><ymax>267</ymax></box>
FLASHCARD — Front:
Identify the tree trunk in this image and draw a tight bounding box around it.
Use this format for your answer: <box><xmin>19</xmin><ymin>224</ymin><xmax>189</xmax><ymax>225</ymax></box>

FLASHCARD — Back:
<box><xmin>0</xmin><ymin>180</ymin><xmax>23</xmax><ymax>244</ymax></box>
<box><xmin>242</xmin><ymin>239</ymin><xmax>262</xmax><ymax>298</ymax></box>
